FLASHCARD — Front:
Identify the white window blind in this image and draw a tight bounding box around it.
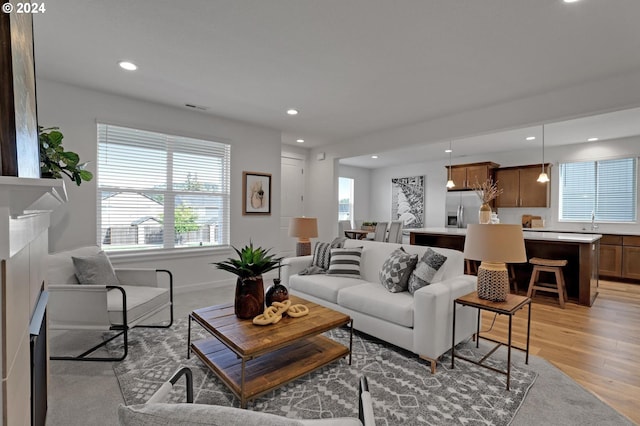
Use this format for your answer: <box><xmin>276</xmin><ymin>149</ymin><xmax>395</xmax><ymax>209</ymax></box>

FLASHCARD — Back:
<box><xmin>559</xmin><ymin>157</ymin><xmax>637</xmax><ymax>223</ymax></box>
<box><xmin>97</xmin><ymin>123</ymin><xmax>230</xmax><ymax>252</ymax></box>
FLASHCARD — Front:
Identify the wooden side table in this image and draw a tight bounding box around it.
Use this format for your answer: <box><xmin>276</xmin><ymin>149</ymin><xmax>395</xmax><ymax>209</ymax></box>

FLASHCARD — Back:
<box><xmin>451</xmin><ymin>292</ymin><xmax>532</xmax><ymax>390</ymax></box>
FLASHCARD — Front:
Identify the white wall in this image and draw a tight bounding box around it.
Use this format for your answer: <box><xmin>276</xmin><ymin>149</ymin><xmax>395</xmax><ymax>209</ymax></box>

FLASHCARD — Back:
<box><xmin>338</xmin><ymin>165</ymin><xmax>371</xmax><ymax>225</ymax></box>
<box><xmin>307</xmin><ymin>70</ymin><xmax>640</xmax><ymax>242</ymax></box>
<box><xmin>366</xmin><ymin>137</ymin><xmax>640</xmax><ymax>235</ymax></box>
<box><xmin>37</xmin><ymin>79</ymin><xmax>283</xmax><ymax>291</ymax></box>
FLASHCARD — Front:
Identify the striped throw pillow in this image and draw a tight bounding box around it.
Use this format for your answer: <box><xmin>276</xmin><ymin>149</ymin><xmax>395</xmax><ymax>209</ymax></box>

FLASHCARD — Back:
<box><xmin>312</xmin><ymin>242</ymin><xmax>333</xmax><ymax>270</ymax></box>
<box><xmin>327</xmin><ymin>247</ymin><xmax>363</xmax><ymax>278</ymax></box>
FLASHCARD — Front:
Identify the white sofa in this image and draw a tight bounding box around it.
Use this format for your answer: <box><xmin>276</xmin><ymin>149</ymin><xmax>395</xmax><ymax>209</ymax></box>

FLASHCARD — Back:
<box><xmin>282</xmin><ymin>239</ymin><xmax>478</xmax><ymax>372</ymax></box>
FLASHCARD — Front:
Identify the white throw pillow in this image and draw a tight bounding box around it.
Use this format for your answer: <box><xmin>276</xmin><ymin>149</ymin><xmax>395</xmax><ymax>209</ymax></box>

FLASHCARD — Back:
<box><xmin>72</xmin><ymin>251</ymin><xmax>120</xmax><ymax>286</ymax></box>
<box><xmin>407</xmin><ymin>248</ymin><xmax>447</xmax><ymax>295</ymax></box>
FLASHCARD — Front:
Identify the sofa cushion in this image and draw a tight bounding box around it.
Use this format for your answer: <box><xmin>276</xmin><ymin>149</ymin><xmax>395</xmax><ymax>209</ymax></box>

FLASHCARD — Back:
<box><xmin>310</xmin><ymin>238</ymin><xmax>346</xmax><ymax>271</ymax></box>
<box><xmin>408</xmin><ymin>248</ymin><xmax>447</xmax><ymax>295</ymax></box>
<box><xmin>108</xmin><ymin>285</ymin><xmax>170</xmax><ymax>325</ymax></box>
<box><xmin>118</xmin><ymin>402</ymin><xmax>306</xmax><ymax>426</ymax></box>
<box><xmin>338</xmin><ymin>282</ymin><xmax>414</xmax><ymax>327</ymax></box>
<box><xmin>289</xmin><ymin>274</ymin><xmax>365</xmax><ymax>304</ymax></box>
<box><xmin>72</xmin><ymin>251</ymin><xmax>120</xmax><ymax>286</ymax></box>
<box><xmin>379</xmin><ymin>248</ymin><xmax>418</xmax><ymax>293</ymax></box>
<box><xmin>327</xmin><ymin>247</ymin><xmax>363</xmax><ymax>278</ymax></box>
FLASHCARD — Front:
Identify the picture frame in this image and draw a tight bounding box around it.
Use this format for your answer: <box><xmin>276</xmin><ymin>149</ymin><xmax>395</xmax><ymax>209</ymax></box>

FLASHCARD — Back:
<box><xmin>243</xmin><ymin>171</ymin><xmax>271</xmax><ymax>215</ymax></box>
<box><xmin>391</xmin><ymin>175</ymin><xmax>425</xmax><ymax>228</ymax></box>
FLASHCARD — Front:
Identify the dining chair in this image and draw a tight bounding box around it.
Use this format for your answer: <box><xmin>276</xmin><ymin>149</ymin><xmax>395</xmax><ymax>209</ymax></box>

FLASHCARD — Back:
<box><xmin>373</xmin><ymin>222</ymin><xmax>388</xmax><ymax>241</ymax></box>
<box><xmin>338</xmin><ymin>220</ymin><xmax>352</xmax><ymax>236</ymax></box>
<box><xmin>387</xmin><ymin>220</ymin><xmax>403</xmax><ymax>243</ymax></box>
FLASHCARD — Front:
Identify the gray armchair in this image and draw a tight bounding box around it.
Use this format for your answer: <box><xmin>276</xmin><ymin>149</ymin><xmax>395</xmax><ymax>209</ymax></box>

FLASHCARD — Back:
<box><xmin>47</xmin><ymin>246</ymin><xmax>173</xmax><ymax>361</ymax></box>
<box><xmin>118</xmin><ymin>367</ymin><xmax>375</xmax><ymax>425</ymax></box>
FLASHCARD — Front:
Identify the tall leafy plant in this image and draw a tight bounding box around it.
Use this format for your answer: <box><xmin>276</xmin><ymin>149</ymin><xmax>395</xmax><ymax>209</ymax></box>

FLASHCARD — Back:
<box><xmin>213</xmin><ymin>242</ymin><xmax>283</xmax><ymax>279</ymax></box>
<box><xmin>39</xmin><ymin>126</ymin><xmax>93</xmax><ymax>186</ymax></box>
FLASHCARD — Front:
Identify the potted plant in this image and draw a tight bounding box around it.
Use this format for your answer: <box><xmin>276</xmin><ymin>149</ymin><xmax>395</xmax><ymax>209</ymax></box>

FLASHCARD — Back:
<box><xmin>212</xmin><ymin>242</ymin><xmax>283</xmax><ymax>319</ymax></box>
<box><xmin>39</xmin><ymin>126</ymin><xmax>93</xmax><ymax>186</ymax></box>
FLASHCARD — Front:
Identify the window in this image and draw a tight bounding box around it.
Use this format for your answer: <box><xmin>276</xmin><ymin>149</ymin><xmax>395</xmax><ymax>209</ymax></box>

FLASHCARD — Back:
<box><xmin>559</xmin><ymin>157</ymin><xmax>637</xmax><ymax>223</ymax></box>
<box><xmin>97</xmin><ymin>123</ymin><xmax>230</xmax><ymax>252</ymax></box>
<box><xmin>338</xmin><ymin>177</ymin><xmax>354</xmax><ymax>222</ymax></box>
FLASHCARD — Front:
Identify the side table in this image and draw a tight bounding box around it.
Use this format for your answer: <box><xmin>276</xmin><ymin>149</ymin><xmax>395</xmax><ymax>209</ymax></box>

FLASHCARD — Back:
<box><xmin>451</xmin><ymin>291</ymin><xmax>531</xmax><ymax>390</ymax></box>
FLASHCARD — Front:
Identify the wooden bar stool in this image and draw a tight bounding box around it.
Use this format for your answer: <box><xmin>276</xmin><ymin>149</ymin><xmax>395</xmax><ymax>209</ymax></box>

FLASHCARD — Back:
<box><xmin>527</xmin><ymin>257</ymin><xmax>569</xmax><ymax>308</ymax></box>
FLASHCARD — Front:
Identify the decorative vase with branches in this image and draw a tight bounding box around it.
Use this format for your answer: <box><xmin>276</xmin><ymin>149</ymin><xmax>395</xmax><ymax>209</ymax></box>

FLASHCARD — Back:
<box><xmin>472</xmin><ymin>178</ymin><xmax>503</xmax><ymax>224</ymax></box>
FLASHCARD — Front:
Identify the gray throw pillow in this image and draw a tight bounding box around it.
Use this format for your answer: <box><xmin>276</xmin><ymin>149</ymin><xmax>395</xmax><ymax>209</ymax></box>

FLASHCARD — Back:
<box><xmin>72</xmin><ymin>251</ymin><xmax>120</xmax><ymax>286</ymax></box>
<box><xmin>379</xmin><ymin>247</ymin><xmax>419</xmax><ymax>293</ymax></box>
<box><xmin>311</xmin><ymin>238</ymin><xmax>348</xmax><ymax>271</ymax></box>
<box><xmin>408</xmin><ymin>248</ymin><xmax>447</xmax><ymax>295</ymax></box>
<box><xmin>327</xmin><ymin>247</ymin><xmax>363</xmax><ymax>278</ymax></box>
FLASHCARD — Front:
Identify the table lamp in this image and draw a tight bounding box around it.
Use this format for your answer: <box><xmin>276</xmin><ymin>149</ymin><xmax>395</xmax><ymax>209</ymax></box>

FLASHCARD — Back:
<box><xmin>463</xmin><ymin>224</ymin><xmax>527</xmax><ymax>301</ymax></box>
<box><xmin>288</xmin><ymin>217</ymin><xmax>318</xmax><ymax>256</ymax></box>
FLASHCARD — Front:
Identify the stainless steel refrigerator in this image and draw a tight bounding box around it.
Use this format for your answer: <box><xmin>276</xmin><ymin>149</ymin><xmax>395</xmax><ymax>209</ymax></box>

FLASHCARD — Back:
<box><xmin>445</xmin><ymin>191</ymin><xmax>482</xmax><ymax>228</ymax></box>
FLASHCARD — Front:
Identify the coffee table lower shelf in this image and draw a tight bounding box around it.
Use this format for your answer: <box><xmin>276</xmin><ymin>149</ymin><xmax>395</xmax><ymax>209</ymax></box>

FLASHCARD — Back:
<box><xmin>190</xmin><ymin>335</ymin><xmax>349</xmax><ymax>407</ymax></box>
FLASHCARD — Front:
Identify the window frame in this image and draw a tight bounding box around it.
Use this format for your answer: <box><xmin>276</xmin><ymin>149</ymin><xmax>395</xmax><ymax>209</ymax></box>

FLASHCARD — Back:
<box><xmin>558</xmin><ymin>156</ymin><xmax>638</xmax><ymax>224</ymax></box>
<box><xmin>96</xmin><ymin>123</ymin><xmax>231</xmax><ymax>254</ymax></box>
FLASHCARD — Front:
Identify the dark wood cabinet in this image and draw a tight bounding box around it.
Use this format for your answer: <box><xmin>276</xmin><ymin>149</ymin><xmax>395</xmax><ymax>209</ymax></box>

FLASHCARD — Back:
<box><xmin>494</xmin><ymin>164</ymin><xmax>550</xmax><ymax>208</ymax></box>
<box><xmin>622</xmin><ymin>236</ymin><xmax>640</xmax><ymax>280</ymax></box>
<box><xmin>446</xmin><ymin>162</ymin><xmax>499</xmax><ymax>190</ymax></box>
<box><xmin>599</xmin><ymin>234</ymin><xmax>640</xmax><ymax>281</ymax></box>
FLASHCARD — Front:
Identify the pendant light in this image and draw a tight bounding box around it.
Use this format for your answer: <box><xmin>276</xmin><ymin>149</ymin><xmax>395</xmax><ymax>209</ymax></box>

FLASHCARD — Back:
<box><xmin>446</xmin><ymin>141</ymin><xmax>455</xmax><ymax>188</ymax></box>
<box><xmin>537</xmin><ymin>125</ymin><xmax>550</xmax><ymax>183</ymax></box>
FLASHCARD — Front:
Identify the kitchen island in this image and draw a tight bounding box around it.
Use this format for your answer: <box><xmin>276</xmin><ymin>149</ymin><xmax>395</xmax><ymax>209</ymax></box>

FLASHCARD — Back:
<box><xmin>410</xmin><ymin>228</ymin><xmax>601</xmax><ymax>306</ymax></box>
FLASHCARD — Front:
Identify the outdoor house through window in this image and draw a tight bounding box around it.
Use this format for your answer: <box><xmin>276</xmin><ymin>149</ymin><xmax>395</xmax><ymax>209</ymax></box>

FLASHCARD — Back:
<box><xmin>559</xmin><ymin>157</ymin><xmax>637</xmax><ymax>223</ymax></box>
<box><xmin>97</xmin><ymin>123</ymin><xmax>230</xmax><ymax>251</ymax></box>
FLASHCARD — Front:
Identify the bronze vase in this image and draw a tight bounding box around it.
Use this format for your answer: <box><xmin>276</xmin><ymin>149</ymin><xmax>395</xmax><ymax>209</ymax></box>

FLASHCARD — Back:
<box><xmin>234</xmin><ymin>276</ymin><xmax>264</xmax><ymax>319</ymax></box>
<box><xmin>265</xmin><ymin>278</ymin><xmax>289</xmax><ymax>306</ymax></box>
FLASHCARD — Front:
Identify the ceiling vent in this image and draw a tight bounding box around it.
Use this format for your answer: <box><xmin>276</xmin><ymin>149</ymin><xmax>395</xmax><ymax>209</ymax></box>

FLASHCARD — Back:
<box><xmin>184</xmin><ymin>103</ymin><xmax>208</xmax><ymax>111</ymax></box>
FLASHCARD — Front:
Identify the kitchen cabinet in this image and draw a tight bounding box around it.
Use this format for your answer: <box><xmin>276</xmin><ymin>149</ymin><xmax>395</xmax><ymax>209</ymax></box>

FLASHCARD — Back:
<box><xmin>622</xmin><ymin>236</ymin><xmax>640</xmax><ymax>280</ymax></box>
<box><xmin>599</xmin><ymin>235</ymin><xmax>622</xmax><ymax>278</ymax></box>
<box><xmin>598</xmin><ymin>234</ymin><xmax>640</xmax><ymax>281</ymax></box>
<box><xmin>494</xmin><ymin>164</ymin><xmax>550</xmax><ymax>208</ymax></box>
<box><xmin>446</xmin><ymin>162</ymin><xmax>499</xmax><ymax>190</ymax></box>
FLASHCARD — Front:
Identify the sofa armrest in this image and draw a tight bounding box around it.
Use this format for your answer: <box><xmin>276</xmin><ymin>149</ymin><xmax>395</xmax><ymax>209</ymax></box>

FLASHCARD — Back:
<box><xmin>281</xmin><ymin>255</ymin><xmax>313</xmax><ymax>285</ymax></box>
<box><xmin>412</xmin><ymin>275</ymin><xmax>478</xmax><ymax>360</ymax></box>
<box><xmin>48</xmin><ymin>284</ymin><xmax>111</xmax><ymax>329</ymax></box>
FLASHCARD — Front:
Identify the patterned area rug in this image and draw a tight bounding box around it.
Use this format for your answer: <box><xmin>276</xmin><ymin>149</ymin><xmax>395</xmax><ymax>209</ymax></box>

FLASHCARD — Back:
<box><xmin>109</xmin><ymin>318</ymin><xmax>537</xmax><ymax>425</ymax></box>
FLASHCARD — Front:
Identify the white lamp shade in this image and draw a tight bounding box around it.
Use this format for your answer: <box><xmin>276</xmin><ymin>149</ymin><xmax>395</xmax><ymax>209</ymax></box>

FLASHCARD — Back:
<box><xmin>288</xmin><ymin>217</ymin><xmax>318</xmax><ymax>240</ymax></box>
<box><xmin>464</xmin><ymin>224</ymin><xmax>527</xmax><ymax>263</ymax></box>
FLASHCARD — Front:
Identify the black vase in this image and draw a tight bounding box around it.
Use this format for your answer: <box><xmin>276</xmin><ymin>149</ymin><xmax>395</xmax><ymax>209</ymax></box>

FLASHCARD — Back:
<box><xmin>234</xmin><ymin>276</ymin><xmax>264</xmax><ymax>319</ymax></box>
<box><xmin>265</xmin><ymin>278</ymin><xmax>289</xmax><ymax>306</ymax></box>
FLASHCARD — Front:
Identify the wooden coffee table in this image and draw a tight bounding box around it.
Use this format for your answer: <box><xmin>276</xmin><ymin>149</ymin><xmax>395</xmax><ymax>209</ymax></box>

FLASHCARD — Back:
<box><xmin>187</xmin><ymin>295</ymin><xmax>352</xmax><ymax>408</ymax></box>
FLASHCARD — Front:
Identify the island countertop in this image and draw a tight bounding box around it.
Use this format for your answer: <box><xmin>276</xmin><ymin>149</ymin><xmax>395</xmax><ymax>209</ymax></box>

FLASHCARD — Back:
<box><xmin>409</xmin><ymin>227</ymin><xmax>600</xmax><ymax>306</ymax></box>
<box><xmin>408</xmin><ymin>227</ymin><xmax>602</xmax><ymax>243</ymax></box>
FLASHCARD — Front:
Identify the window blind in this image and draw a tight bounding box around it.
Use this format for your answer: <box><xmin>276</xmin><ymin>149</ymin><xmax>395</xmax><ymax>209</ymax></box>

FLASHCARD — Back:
<box><xmin>559</xmin><ymin>157</ymin><xmax>637</xmax><ymax>223</ymax></box>
<box><xmin>97</xmin><ymin>123</ymin><xmax>230</xmax><ymax>251</ymax></box>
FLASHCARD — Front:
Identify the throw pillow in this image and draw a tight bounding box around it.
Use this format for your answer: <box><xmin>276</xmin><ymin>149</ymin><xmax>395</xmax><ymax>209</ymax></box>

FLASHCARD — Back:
<box><xmin>72</xmin><ymin>251</ymin><xmax>120</xmax><ymax>286</ymax></box>
<box><xmin>408</xmin><ymin>248</ymin><xmax>448</xmax><ymax>295</ymax></box>
<box><xmin>379</xmin><ymin>247</ymin><xmax>419</xmax><ymax>293</ymax></box>
<box><xmin>311</xmin><ymin>238</ymin><xmax>348</xmax><ymax>271</ymax></box>
<box><xmin>327</xmin><ymin>247</ymin><xmax>363</xmax><ymax>278</ymax></box>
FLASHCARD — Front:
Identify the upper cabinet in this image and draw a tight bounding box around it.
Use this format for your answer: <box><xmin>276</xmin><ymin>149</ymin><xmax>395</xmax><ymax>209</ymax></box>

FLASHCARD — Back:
<box><xmin>494</xmin><ymin>164</ymin><xmax>550</xmax><ymax>208</ymax></box>
<box><xmin>446</xmin><ymin>162</ymin><xmax>499</xmax><ymax>191</ymax></box>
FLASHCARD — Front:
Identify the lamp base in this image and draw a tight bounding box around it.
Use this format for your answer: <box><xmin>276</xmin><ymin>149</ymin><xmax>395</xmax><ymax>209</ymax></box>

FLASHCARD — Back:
<box><xmin>477</xmin><ymin>262</ymin><xmax>509</xmax><ymax>301</ymax></box>
<box><xmin>295</xmin><ymin>241</ymin><xmax>311</xmax><ymax>257</ymax></box>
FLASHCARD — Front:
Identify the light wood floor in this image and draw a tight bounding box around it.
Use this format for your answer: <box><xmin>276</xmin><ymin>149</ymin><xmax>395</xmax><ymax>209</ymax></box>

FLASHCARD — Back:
<box><xmin>480</xmin><ymin>280</ymin><xmax>640</xmax><ymax>424</ymax></box>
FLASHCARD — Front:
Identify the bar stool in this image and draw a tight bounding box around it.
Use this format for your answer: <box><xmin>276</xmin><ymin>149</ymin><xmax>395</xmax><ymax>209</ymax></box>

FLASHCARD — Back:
<box><xmin>527</xmin><ymin>257</ymin><xmax>568</xmax><ymax>308</ymax></box>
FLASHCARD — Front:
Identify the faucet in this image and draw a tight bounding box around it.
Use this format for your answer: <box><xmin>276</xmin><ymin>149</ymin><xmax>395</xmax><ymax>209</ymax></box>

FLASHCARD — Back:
<box><xmin>591</xmin><ymin>211</ymin><xmax>599</xmax><ymax>231</ymax></box>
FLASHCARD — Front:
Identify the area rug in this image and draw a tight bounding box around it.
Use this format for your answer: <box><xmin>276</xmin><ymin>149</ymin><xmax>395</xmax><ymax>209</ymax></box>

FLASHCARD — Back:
<box><xmin>109</xmin><ymin>318</ymin><xmax>537</xmax><ymax>425</ymax></box>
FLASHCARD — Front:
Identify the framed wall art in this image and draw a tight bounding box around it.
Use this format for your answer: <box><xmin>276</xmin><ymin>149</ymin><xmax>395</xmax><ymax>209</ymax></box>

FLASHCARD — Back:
<box><xmin>243</xmin><ymin>171</ymin><xmax>271</xmax><ymax>215</ymax></box>
<box><xmin>391</xmin><ymin>175</ymin><xmax>425</xmax><ymax>228</ymax></box>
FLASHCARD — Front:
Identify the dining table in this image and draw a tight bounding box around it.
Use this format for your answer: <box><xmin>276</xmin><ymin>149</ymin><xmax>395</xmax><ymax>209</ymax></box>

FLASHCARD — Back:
<box><xmin>344</xmin><ymin>229</ymin><xmax>371</xmax><ymax>240</ymax></box>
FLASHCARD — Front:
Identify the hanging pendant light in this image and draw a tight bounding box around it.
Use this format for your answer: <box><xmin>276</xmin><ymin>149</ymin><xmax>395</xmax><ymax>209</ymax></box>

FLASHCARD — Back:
<box><xmin>537</xmin><ymin>125</ymin><xmax>550</xmax><ymax>183</ymax></box>
<box><xmin>446</xmin><ymin>141</ymin><xmax>455</xmax><ymax>188</ymax></box>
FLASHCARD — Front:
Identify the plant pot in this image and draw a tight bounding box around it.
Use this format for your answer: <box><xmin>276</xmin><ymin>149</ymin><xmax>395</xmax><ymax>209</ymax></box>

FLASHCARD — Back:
<box><xmin>265</xmin><ymin>278</ymin><xmax>289</xmax><ymax>306</ymax></box>
<box><xmin>234</xmin><ymin>276</ymin><xmax>264</xmax><ymax>319</ymax></box>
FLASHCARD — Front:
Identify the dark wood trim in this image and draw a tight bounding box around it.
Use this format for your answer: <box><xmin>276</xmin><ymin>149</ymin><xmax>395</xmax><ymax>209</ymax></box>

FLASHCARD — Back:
<box><xmin>0</xmin><ymin>12</ymin><xmax>18</xmax><ymax>176</ymax></box>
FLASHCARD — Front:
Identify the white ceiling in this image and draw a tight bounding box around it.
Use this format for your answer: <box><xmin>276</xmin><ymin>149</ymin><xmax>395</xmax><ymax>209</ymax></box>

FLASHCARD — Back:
<box><xmin>33</xmin><ymin>1</ymin><xmax>640</xmax><ymax>166</ymax></box>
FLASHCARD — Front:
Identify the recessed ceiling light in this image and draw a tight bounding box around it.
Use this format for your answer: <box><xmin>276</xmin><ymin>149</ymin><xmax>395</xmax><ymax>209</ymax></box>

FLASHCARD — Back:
<box><xmin>445</xmin><ymin>149</ymin><xmax>452</xmax><ymax>153</ymax></box>
<box><xmin>587</xmin><ymin>137</ymin><xmax>599</xmax><ymax>142</ymax></box>
<box><xmin>118</xmin><ymin>61</ymin><xmax>137</xmax><ymax>71</ymax></box>
<box><xmin>563</xmin><ymin>0</ymin><xmax>581</xmax><ymax>3</ymax></box>
<box><xmin>526</xmin><ymin>136</ymin><xmax>536</xmax><ymax>141</ymax></box>
<box><xmin>296</xmin><ymin>139</ymin><xmax>305</xmax><ymax>143</ymax></box>
<box><xmin>371</xmin><ymin>155</ymin><xmax>379</xmax><ymax>159</ymax></box>
<box><xmin>286</xmin><ymin>109</ymin><xmax>299</xmax><ymax>116</ymax></box>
